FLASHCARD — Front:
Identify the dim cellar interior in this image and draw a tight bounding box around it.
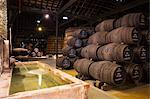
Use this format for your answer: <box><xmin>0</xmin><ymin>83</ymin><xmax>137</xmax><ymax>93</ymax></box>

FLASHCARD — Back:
<box><xmin>0</xmin><ymin>0</ymin><xmax>149</xmax><ymax>99</ymax></box>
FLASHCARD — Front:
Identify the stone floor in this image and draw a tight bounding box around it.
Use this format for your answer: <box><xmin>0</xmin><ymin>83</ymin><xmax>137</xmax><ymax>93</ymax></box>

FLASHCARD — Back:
<box><xmin>0</xmin><ymin>58</ymin><xmax>149</xmax><ymax>99</ymax></box>
<box><xmin>39</xmin><ymin>58</ymin><xmax>150</xmax><ymax>99</ymax></box>
<box><xmin>0</xmin><ymin>68</ymin><xmax>12</xmax><ymax>98</ymax></box>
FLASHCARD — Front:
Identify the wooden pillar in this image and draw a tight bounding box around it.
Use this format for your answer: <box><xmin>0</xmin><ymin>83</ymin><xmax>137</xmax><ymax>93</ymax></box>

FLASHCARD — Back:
<box><xmin>0</xmin><ymin>37</ymin><xmax>3</xmax><ymax>74</ymax></box>
<box><xmin>3</xmin><ymin>40</ymin><xmax>9</xmax><ymax>69</ymax></box>
<box><xmin>56</xmin><ymin>13</ymin><xmax>58</xmax><ymax>59</ymax></box>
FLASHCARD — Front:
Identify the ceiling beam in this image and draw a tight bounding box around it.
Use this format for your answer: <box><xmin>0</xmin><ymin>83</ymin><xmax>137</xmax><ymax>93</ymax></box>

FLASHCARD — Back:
<box><xmin>82</xmin><ymin>0</ymin><xmax>148</xmax><ymax>26</ymax></box>
<box><xmin>97</xmin><ymin>0</ymin><xmax>148</xmax><ymax>21</ymax></box>
<box><xmin>59</xmin><ymin>17</ymin><xmax>76</xmax><ymax>27</ymax></box>
<box><xmin>9</xmin><ymin>5</ymin><xmax>53</xmax><ymax>14</ymax></box>
<box><xmin>58</xmin><ymin>0</ymin><xmax>78</xmax><ymax>15</ymax></box>
<box><xmin>59</xmin><ymin>14</ymin><xmax>94</xmax><ymax>28</ymax></box>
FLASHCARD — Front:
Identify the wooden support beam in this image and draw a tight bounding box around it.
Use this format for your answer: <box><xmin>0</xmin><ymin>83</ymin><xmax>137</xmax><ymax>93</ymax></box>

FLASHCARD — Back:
<box><xmin>96</xmin><ymin>0</ymin><xmax>149</xmax><ymax>21</ymax></box>
<box><xmin>82</xmin><ymin>0</ymin><xmax>148</xmax><ymax>26</ymax></box>
<box><xmin>51</xmin><ymin>0</ymin><xmax>55</xmax><ymax>10</ymax></box>
<box><xmin>59</xmin><ymin>14</ymin><xmax>94</xmax><ymax>28</ymax></box>
<box><xmin>58</xmin><ymin>0</ymin><xmax>78</xmax><ymax>15</ymax></box>
<box><xmin>59</xmin><ymin>17</ymin><xmax>76</xmax><ymax>27</ymax></box>
<box><xmin>9</xmin><ymin>5</ymin><xmax>53</xmax><ymax>14</ymax></box>
<box><xmin>41</xmin><ymin>0</ymin><xmax>43</xmax><ymax>9</ymax></box>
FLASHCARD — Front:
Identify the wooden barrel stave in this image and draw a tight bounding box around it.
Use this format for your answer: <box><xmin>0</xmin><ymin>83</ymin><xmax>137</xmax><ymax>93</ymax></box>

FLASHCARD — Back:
<box><xmin>74</xmin><ymin>59</ymin><xmax>125</xmax><ymax>85</ymax></box>
<box><xmin>67</xmin><ymin>37</ymin><xmax>82</xmax><ymax>48</ymax></box>
<box><xmin>114</xmin><ymin>17</ymin><xmax>122</xmax><ymax>28</ymax></box>
<box><xmin>95</xmin><ymin>19</ymin><xmax>115</xmax><ymax>32</ymax></box>
<box><xmin>76</xmin><ymin>47</ymin><xmax>82</xmax><ymax>57</ymax></box>
<box><xmin>88</xmin><ymin>32</ymin><xmax>108</xmax><ymax>45</ymax></box>
<box><xmin>81</xmin><ymin>45</ymin><xmax>100</xmax><ymax>60</ymax></box>
<box><xmin>133</xmin><ymin>46</ymin><xmax>147</xmax><ymax>63</ymax></box>
<box><xmin>74</xmin><ymin>59</ymin><xmax>93</xmax><ymax>76</ymax></box>
<box><xmin>141</xmin><ymin>63</ymin><xmax>150</xmax><ymax>83</ymax></box>
<box><xmin>121</xmin><ymin>13</ymin><xmax>145</xmax><ymax>27</ymax></box>
<box><xmin>100</xmin><ymin>43</ymin><xmax>118</xmax><ymax>61</ymax></box>
<box><xmin>73</xmin><ymin>29</ymin><xmax>88</xmax><ymax>39</ymax></box>
<box><xmin>56</xmin><ymin>56</ymin><xmax>71</xmax><ymax>69</ymax></box>
<box><xmin>125</xmin><ymin>63</ymin><xmax>143</xmax><ymax>83</ymax></box>
<box><xmin>89</xmin><ymin>60</ymin><xmax>125</xmax><ymax>85</ymax></box>
<box><xmin>82</xmin><ymin>39</ymin><xmax>88</xmax><ymax>47</ymax></box>
<box><xmin>107</xmin><ymin>27</ymin><xmax>141</xmax><ymax>44</ymax></box>
<box><xmin>62</xmin><ymin>46</ymin><xmax>76</xmax><ymax>58</ymax></box>
<box><xmin>113</xmin><ymin>44</ymin><xmax>132</xmax><ymax>62</ymax></box>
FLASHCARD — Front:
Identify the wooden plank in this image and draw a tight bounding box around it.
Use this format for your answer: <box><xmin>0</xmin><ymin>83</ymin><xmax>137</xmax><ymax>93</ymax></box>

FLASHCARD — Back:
<box><xmin>58</xmin><ymin>0</ymin><xmax>78</xmax><ymax>15</ymax></box>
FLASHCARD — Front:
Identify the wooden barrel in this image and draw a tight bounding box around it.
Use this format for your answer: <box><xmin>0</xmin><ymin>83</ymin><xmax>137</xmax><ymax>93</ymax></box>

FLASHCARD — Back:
<box><xmin>121</xmin><ymin>13</ymin><xmax>145</xmax><ymax>27</ymax></box>
<box><xmin>81</xmin><ymin>45</ymin><xmax>101</xmax><ymax>60</ymax></box>
<box><xmin>69</xmin><ymin>57</ymin><xmax>79</xmax><ymax>66</ymax></box>
<box><xmin>10</xmin><ymin>57</ymin><xmax>16</xmax><ymax>66</ymax></box>
<box><xmin>26</xmin><ymin>43</ymin><xmax>33</xmax><ymax>51</ymax></box>
<box><xmin>97</xmin><ymin>43</ymin><xmax>118</xmax><ymax>61</ymax></box>
<box><xmin>81</xmin><ymin>27</ymin><xmax>95</xmax><ymax>36</ymax></box>
<box><xmin>37</xmin><ymin>52</ymin><xmax>41</xmax><ymax>57</ymax></box>
<box><xmin>74</xmin><ymin>59</ymin><xmax>126</xmax><ymax>85</ymax></box>
<box><xmin>89</xmin><ymin>61</ymin><xmax>125</xmax><ymax>85</ymax></box>
<box><xmin>76</xmin><ymin>47</ymin><xmax>82</xmax><ymax>57</ymax></box>
<box><xmin>34</xmin><ymin>48</ymin><xmax>39</xmax><ymax>53</ymax></box>
<box><xmin>113</xmin><ymin>44</ymin><xmax>132</xmax><ymax>62</ymax></box>
<box><xmin>106</xmin><ymin>27</ymin><xmax>141</xmax><ymax>44</ymax></box>
<box><xmin>62</xmin><ymin>46</ymin><xmax>76</xmax><ymax>58</ymax></box>
<box><xmin>88</xmin><ymin>32</ymin><xmax>108</xmax><ymax>45</ymax></box>
<box><xmin>65</xmin><ymin>31</ymin><xmax>73</xmax><ymax>37</ymax></box>
<box><xmin>95</xmin><ymin>19</ymin><xmax>115</xmax><ymax>32</ymax></box>
<box><xmin>97</xmin><ymin>43</ymin><xmax>132</xmax><ymax>62</ymax></box>
<box><xmin>56</xmin><ymin>56</ymin><xmax>71</xmax><ymax>69</ymax></box>
<box><xmin>86</xmin><ymin>29</ymin><xmax>95</xmax><ymax>36</ymax></box>
<box><xmin>114</xmin><ymin>17</ymin><xmax>122</xmax><ymax>28</ymax></box>
<box><xmin>63</xmin><ymin>27</ymin><xmax>78</xmax><ymax>48</ymax></box>
<box><xmin>65</xmin><ymin>27</ymin><xmax>80</xmax><ymax>37</ymax></box>
<box><xmin>140</xmin><ymin>30</ymin><xmax>150</xmax><ymax>45</ymax></box>
<box><xmin>63</xmin><ymin>36</ymin><xmax>73</xmax><ymax>48</ymax></box>
<box><xmin>31</xmin><ymin>52</ymin><xmax>36</xmax><ymax>57</ymax></box>
<box><xmin>133</xmin><ymin>46</ymin><xmax>147</xmax><ymax>63</ymax></box>
<box><xmin>73</xmin><ymin>59</ymin><xmax>94</xmax><ymax>76</ymax></box>
<box><xmin>67</xmin><ymin>37</ymin><xmax>82</xmax><ymax>48</ymax></box>
<box><xmin>73</xmin><ymin>29</ymin><xmax>88</xmax><ymax>39</ymax></box>
<box><xmin>125</xmin><ymin>63</ymin><xmax>143</xmax><ymax>83</ymax></box>
<box><xmin>12</xmin><ymin>48</ymin><xmax>28</xmax><ymax>56</ymax></box>
<box><xmin>0</xmin><ymin>38</ymin><xmax>3</xmax><ymax>74</ymax></box>
<box><xmin>141</xmin><ymin>63</ymin><xmax>150</xmax><ymax>83</ymax></box>
<box><xmin>82</xmin><ymin>39</ymin><xmax>88</xmax><ymax>47</ymax></box>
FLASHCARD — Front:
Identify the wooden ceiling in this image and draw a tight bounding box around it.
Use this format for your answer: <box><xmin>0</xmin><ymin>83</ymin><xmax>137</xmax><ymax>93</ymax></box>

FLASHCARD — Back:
<box><xmin>8</xmin><ymin>0</ymin><xmax>149</xmax><ymax>33</ymax></box>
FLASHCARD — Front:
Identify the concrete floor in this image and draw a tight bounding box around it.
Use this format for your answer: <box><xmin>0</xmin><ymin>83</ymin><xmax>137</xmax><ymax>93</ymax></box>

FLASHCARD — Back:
<box><xmin>0</xmin><ymin>58</ymin><xmax>149</xmax><ymax>99</ymax></box>
<box><xmin>40</xmin><ymin>58</ymin><xmax>150</xmax><ymax>99</ymax></box>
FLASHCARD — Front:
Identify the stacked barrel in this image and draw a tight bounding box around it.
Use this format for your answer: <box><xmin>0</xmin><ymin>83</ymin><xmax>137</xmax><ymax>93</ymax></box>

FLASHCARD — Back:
<box><xmin>56</xmin><ymin>27</ymin><xmax>94</xmax><ymax>69</ymax></box>
<box><xmin>30</xmin><ymin>48</ymin><xmax>43</xmax><ymax>57</ymax></box>
<box><xmin>73</xmin><ymin>13</ymin><xmax>149</xmax><ymax>86</ymax></box>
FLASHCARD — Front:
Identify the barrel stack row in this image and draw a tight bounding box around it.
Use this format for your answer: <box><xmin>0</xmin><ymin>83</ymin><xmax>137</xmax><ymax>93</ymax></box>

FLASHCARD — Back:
<box><xmin>95</xmin><ymin>13</ymin><xmax>146</xmax><ymax>32</ymax></box>
<box><xmin>56</xmin><ymin>27</ymin><xmax>94</xmax><ymax>69</ymax></box>
<box><xmin>30</xmin><ymin>48</ymin><xmax>43</xmax><ymax>57</ymax></box>
<box><xmin>73</xmin><ymin>13</ymin><xmax>149</xmax><ymax>86</ymax></box>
